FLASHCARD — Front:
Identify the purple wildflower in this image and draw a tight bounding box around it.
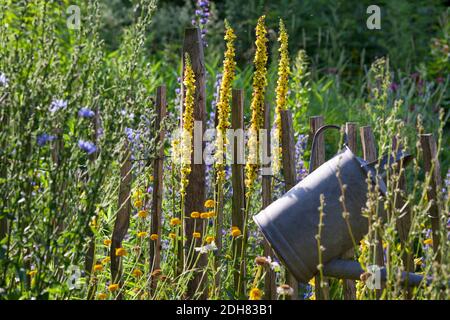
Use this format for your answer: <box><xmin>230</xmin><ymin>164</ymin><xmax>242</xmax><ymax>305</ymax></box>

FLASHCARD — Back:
<box><xmin>49</xmin><ymin>99</ymin><xmax>67</xmax><ymax>113</ymax></box>
<box><xmin>37</xmin><ymin>133</ymin><xmax>55</xmax><ymax>147</ymax></box>
<box><xmin>78</xmin><ymin>140</ymin><xmax>97</xmax><ymax>155</ymax></box>
<box><xmin>78</xmin><ymin>107</ymin><xmax>95</xmax><ymax>118</ymax></box>
<box><xmin>192</xmin><ymin>0</ymin><xmax>210</xmax><ymax>47</ymax></box>
<box><xmin>389</xmin><ymin>82</ymin><xmax>399</xmax><ymax>92</ymax></box>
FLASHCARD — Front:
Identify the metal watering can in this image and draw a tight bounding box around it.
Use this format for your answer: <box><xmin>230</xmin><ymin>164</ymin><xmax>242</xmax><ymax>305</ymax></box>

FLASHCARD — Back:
<box><xmin>254</xmin><ymin>125</ymin><xmax>413</xmax><ymax>283</ymax></box>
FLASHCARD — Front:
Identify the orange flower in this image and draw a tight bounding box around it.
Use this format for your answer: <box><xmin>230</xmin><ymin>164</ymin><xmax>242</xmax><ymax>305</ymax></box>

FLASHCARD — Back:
<box><xmin>249</xmin><ymin>287</ymin><xmax>262</xmax><ymax>300</ymax></box>
<box><xmin>115</xmin><ymin>247</ymin><xmax>127</xmax><ymax>257</ymax></box>
<box><xmin>103</xmin><ymin>239</ymin><xmax>112</xmax><ymax>246</ymax></box>
<box><xmin>132</xmin><ymin>269</ymin><xmax>143</xmax><ymax>278</ymax></box>
<box><xmin>93</xmin><ymin>264</ymin><xmax>103</xmax><ymax>272</ymax></box>
<box><xmin>150</xmin><ymin>234</ymin><xmax>159</xmax><ymax>241</ymax></box>
<box><xmin>193</xmin><ymin>232</ymin><xmax>201</xmax><ymax>239</ymax></box>
<box><xmin>170</xmin><ymin>217</ymin><xmax>181</xmax><ymax>226</ymax></box>
<box><xmin>231</xmin><ymin>227</ymin><xmax>242</xmax><ymax>238</ymax></box>
<box><xmin>190</xmin><ymin>211</ymin><xmax>200</xmax><ymax>218</ymax></box>
<box><xmin>204</xmin><ymin>199</ymin><xmax>215</xmax><ymax>208</ymax></box>
<box><xmin>138</xmin><ymin>210</ymin><xmax>148</xmax><ymax>218</ymax></box>
<box><xmin>206</xmin><ymin>211</ymin><xmax>216</xmax><ymax>218</ymax></box>
<box><xmin>108</xmin><ymin>284</ymin><xmax>119</xmax><ymax>292</ymax></box>
<box><xmin>97</xmin><ymin>293</ymin><xmax>108</xmax><ymax>300</ymax></box>
<box><xmin>200</xmin><ymin>212</ymin><xmax>209</xmax><ymax>219</ymax></box>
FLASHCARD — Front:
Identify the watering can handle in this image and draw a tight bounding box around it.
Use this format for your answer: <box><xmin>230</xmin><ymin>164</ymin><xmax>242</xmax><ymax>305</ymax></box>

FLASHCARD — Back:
<box><xmin>309</xmin><ymin>125</ymin><xmax>347</xmax><ymax>174</ymax></box>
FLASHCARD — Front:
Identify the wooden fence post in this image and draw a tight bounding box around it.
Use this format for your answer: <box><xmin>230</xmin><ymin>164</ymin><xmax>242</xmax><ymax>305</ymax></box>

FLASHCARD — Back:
<box><xmin>231</xmin><ymin>89</ymin><xmax>246</xmax><ymax>297</ymax></box>
<box><xmin>309</xmin><ymin>115</ymin><xmax>329</xmax><ymax>300</ymax></box>
<box><xmin>360</xmin><ymin>126</ymin><xmax>384</xmax><ymax>298</ymax></box>
<box><xmin>420</xmin><ymin>134</ymin><xmax>443</xmax><ymax>263</ymax></box>
<box><xmin>182</xmin><ymin>27</ymin><xmax>207</xmax><ymax>298</ymax></box>
<box><xmin>280</xmin><ymin>109</ymin><xmax>299</xmax><ymax>300</ymax></box>
<box><xmin>110</xmin><ymin>142</ymin><xmax>132</xmax><ymax>300</ymax></box>
<box><xmin>341</xmin><ymin>122</ymin><xmax>358</xmax><ymax>300</ymax></box>
<box><xmin>262</xmin><ymin>102</ymin><xmax>276</xmax><ymax>300</ymax></box>
<box><xmin>150</xmin><ymin>86</ymin><xmax>166</xmax><ymax>292</ymax></box>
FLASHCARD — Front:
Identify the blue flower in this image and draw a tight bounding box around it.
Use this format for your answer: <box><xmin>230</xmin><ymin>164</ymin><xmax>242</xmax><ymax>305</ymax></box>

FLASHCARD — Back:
<box><xmin>78</xmin><ymin>140</ymin><xmax>97</xmax><ymax>155</ymax></box>
<box><xmin>49</xmin><ymin>99</ymin><xmax>67</xmax><ymax>113</ymax></box>
<box><xmin>37</xmin><ymin>133</ymin><xmax>55</xmax><ymax>146</ymax></box>
<box><xmin>0</xmin><ymin>72</ymin><xmax>8</xmax><ymax>87</ymax></box>
<box><xmin>78</xmin><ymin>107</ymin><xmax>95</xmax><ymax>118</ymax></box>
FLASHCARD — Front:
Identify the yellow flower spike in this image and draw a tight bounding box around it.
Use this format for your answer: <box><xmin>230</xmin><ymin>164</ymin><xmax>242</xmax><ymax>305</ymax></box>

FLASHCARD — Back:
<box><xmin>169</xmin><ymin>232</ymin><xmax>177</xmax><ymax>240</ymax></box>
<box><xmin>423</xmin><ymin>238</ymin><xmax>433</xmax><ymax>245</ymax></box>
<box><xmin>231</xmin><ymin>228</ymin><xmax>242</xmax><ymax>238</ymax></box>
<box><xmin>193</xmin><ymin>232</ymin><xmax>201</xmax><ymax>239</ymax></box>
<box><xmin>273</xmin><ymin>19</ymin><xmax>290</xmax><ymax>174</ymax></box>
<box><xmin>97</xmin><ymin>293</ymin><xmax>108</xmax><ymax>300</ymax></box>
<box><xmin>308</xmin><ymin>277</ymin><xmax>315</xmax><ymax>287</ymax></box>
<box><xmin>170</xmin><ymin>217</ymin><xmax>181</xmax><ymax>226</ymax></box>
<box><xmin>205</xmin><ymin>236</ymin><xmax>215</xmax><ymax>244</ymax></box>
<box><xmin>150</xmin><ymin>234</ymin><xmax>159</xmax><ymax>241</ymax></box>
<box><xmin>137</xmin><ymin>231</ymin><xmax>148</xmax><ymax>238</ymax></box>
<box><xmin>134</xmin><ymin>199</ymin><xmax>143</xmax><ymax>209</ymax></box>
<box><xmin>180</xmin><ymin>53</ymin><xmax>196</xmax><ymax>198</ymax></box>
<box><xmin>132</xmin><ymin>269</ymin><xmax>143</xmax><ymax>278</ymax></box>
<box><xmin>103</xmin><ymin>239</ymin><xmax>112</xmax><ymax>246</ymax></box>
<box><xmin>204</xmin><ymin>199</ymin><xmax>215</xmax><ymax>208</ymax></box>
<box><xmin>93</xmin><ymin>264</ymin><xmax>103</xmax><ymax>272</ymax></box>
<box><xmin>190</xmin><ymin>211</ymin><xmax>200</xmax><ymax>218</ymax></box>
<box><xmin>101</xmin><ymin>256</ymin><xmax>111</xmax><ymax>265</ymax></box>
<box><xmin>108</xmin><ymin>283</ymin><xmax>119</xmax><ymax>292</ymax></box>
<box><xmin>245</xmin><ymin>15</ymin><xmax>268</xmax><ymax>193</ymax></box>
<box><xmin>138</xmin><ymin>210</ymin><xmax>148</xmax><ymax>218</ymax></box>
<box><xmin>215</xmin><ymin>21</ymin><xmax>236</xmax><ymax>183</ymax></box>
<box><xmin>249</xmin><ymin>287</ymin><xmax>263</xmax><ymax>300</ymax></box>
<box><xmin>115</xmin><ymin>247</ymin><xmax>127</xmax><ymax>257</ymax></box>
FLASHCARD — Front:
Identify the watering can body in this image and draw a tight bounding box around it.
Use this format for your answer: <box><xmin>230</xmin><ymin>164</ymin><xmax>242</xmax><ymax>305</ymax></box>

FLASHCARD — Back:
<box><xmin>254</xmin><ymin>126</ymin><xmax>411</xmax><ymax>283</ymax></box>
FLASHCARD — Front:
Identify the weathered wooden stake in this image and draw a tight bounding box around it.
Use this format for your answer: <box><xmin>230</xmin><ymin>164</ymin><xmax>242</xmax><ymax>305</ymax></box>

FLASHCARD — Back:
<box><xmin>420</xmin><ymin>134</ymin><xmax>443</xmax><ymax>263</ymax></box>
<box><xmin>262</xmin><ymin>102</ymin><xmax>276</xmax><ymax>300</ymax></box>
<box><xmin>309</xmin><ymin>115</ymin><xmax>329</xmax><ymax>300</ymax></box>
<box><xmin>110</xmin><ymin>142</ymin><xmax>132</xmax><ymax>300</ymax></box>
<box><xmin>182</xmin><ymin>27</ymin><xmax>207</xmax><ymax>299</ymax></box>
<box><xmin>150</xmin><ymin>86</ymin><xmax>166</xmax><ymax>292</ymax></box>
<box><xmin>231</xmin><ymin>89</ymin><xmax>246</xmax><ymax>297</ymax></box>
<box><xmin>360</xmin><ymin>126</ymin><xmax>384</xmax><ymax>298</ymax></box>
<box><xmin>341</xmin><ymin>122</ymin><xmax>358</xmax><ymax>300</ymax></box>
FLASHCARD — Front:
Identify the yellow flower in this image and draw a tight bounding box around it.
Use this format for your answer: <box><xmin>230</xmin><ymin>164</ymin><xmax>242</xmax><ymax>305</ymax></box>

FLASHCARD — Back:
<box><xmin>308</xmin><ymin>277</ymin><xmax>315</xmax><ymax>287</ymax></box>
<box><xmin>169</xmin><ymin>232</ymin><xmax>177</xmax><ymax>240</ymax></box>
<box><xmin>180</xmin><ymin>53</ymin><xmax>196</xmax><ymax>197</ymax></box>
<box><xmin>246</xmin><ymin>15</ymin><xmax>268</xmax><ymax>193</ymax></box>
<box><xmin>150</xmin><ymin>234</ymin><xmax>159</xmax><ymax>241</ymax></box>
<box><xmin>204</xmin><ymin>199</ymin><xmax>215</xmax><ymax>208</ymax></box>
<box><xmin>424</xmin><ymin>238</ymin><xmax>433</xmax><ymax>245</ymax></box>
<box><xmin>205</xmin><ymin>236</ymin><xmax>215</xmax><ymax>244</ymax></box>
<box><xmin>231</xmin><ymin>227</ymin><xmax>242</xmax><ymax>238</ymax></box>
<box><xmin>134</xmin><ymin>199</ymin><xmax>143</xmax><ymax>209</ymax></box>
<box><xmin>132</xmin><ymin>269</ymin><xmax>143</xmax><ymax>278</ymax></box>
<box><xmin>132</xmin><ymin>189</ymin><xmax>143</xmax><ymax>201</ymax></box>
<box><xmin>137</xmin><ymin>231</ymin><xmax>148</xmax><ymax>238</ymax></box>
<box><xmin>93</xmin><ymin>264</ymin><xmax>103</xmax><ymax>272</ymax></box>
<box><xmin>190</xmin><ymin>211</ymin><xmax>200</xmax><ymax>218</ymax></box>
<box><xmin>249</xmin><ymin>287</ymin><xmax>263</xmax><ymax>300</ymax></box>
<box><xmin>200</xmin><ymin>212</ymin><xmax>209</xmax><ymax>219</ymax></box>
<box><xmin>193</xmin><ymin>232</ymin><xmax>201</xmax><ymax>239</ymax></box>
<box><xmin>97</xmin><ymin>293</ymin><xmax>108</xmax><ymax>300</ymax></box>
<box><xmin>103</xmin><ymin>239</ymin><xmax>112</xmax><ymax>246</ymax></box>
<box><xmin>115</xmin><ymin>247</ymin><xmax>127</xmax><ymax>257</ymax></box>
<box><xmin>206</xmin><ymin>211</ymin><xmax>215</xmax><ymax>218</ymax></box>
<box><xmin>170</xmin><ymin>217</ymin><xmax>181</xmax><ymax>226</ymax></box>
<box><xmin>108</xmin><ymin>284</ymin><xmax>119</xmax><ymax>292</ymax></box>
<box><xmin>149</xmin><ymin>175</ymin><xmax>154</xmax><ymax>182</ymax></box>
<box><xmin>273</xmin><ymin>19</ymin><xmax>290</xmax><ymax>174</ymax></box>
<box><xmin>138</xmin><ymin>210</ymin><xmax>148</xmax><ymax>218</ymax></box>
<box><xmin>414</xmin><ymin>257</ymin><xmax>423</xmax><ymax>266</ymax></box>
<box><xmin>28</xmin><ymin>270</ymin><xmax>37</xmax><ymax>277</ymax></box>
<box><xmin>101</xmin><ymin>256</ymin><xmax>110</xmax><ymax>265</ymax></box>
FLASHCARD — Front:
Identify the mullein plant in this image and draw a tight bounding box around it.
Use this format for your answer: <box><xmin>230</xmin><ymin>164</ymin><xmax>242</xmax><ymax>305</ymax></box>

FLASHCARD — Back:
<box><xmin>241</xmin><ymin>15</ymin><xmax>268</xmax><ymax>297</ymax></box>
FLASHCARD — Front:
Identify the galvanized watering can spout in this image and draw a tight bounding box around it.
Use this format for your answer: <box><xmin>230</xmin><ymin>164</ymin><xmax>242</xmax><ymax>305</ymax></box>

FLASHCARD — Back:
<box><xmin>254</xmin><ymin>125</ymin><xmax>413</xmax><ymax>283</ymax></box>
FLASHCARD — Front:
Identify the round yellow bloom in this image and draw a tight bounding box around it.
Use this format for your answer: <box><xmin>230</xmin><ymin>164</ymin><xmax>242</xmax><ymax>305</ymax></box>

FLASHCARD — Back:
<box><xmin>170</xmin><ymin>217</ymin><xmax>181</xmax><ymax>226</ymax></box>
<box><xmin>108</xmin><ymin>284</ymin><xmax>119</xmax><ymax>292</ymax></box>
<box><xmin>414</xmin><ymin>258</ymin><xmax>423</xmax><ymax>266</ymax></box>
<box><xmin>200</xmin><ymin>212</ymin><xmax>209</xmax><ymax>219</ymax></box>
<box><xmin>150</xmin><ymin>234</ymin><xmax>159</xmax><ymax>241</ymax></box>
<box><xmin>115</xmin><ymin>247</ymin><xmax>127</xmax><ymax>257</ymax></box>
<box><xmin>249</xmin><ymin>288</ymin><xmax>262</xmax><ymax>300</ymax></box>
<box><xmin>28</xmin><ymin>270</ymin><xmax>37</xmax><ymax>277</ymax></box>
<box><xmin>424</xmin><ymin>238</ymin><xmax>433</xmax><ymax>245</ymax></box>
<box><xmin>93</xmin><ymin>264</ymin><xmax>103</xmax><ymax>272</ymax></box>
<box><xmin>101</xmin><ymin>256</ymin><xmax>111</xmax><ymax>265</ymax></box>
<box><xmin>134</xmin><ymin>200</ymin><xmax>143</xmax><ymax>209</ymax></box>
<box><xmin>204</xmin><ymin>199</ymin><xmax>215</xmax><ymax>208</ymax></box>
<box><xmin>132</xmin><ymin>269</ymin><xmax>143</xmax><ymax>278</ymax></box>
<box><xmin>97</xmin><ymin>293</ymin><xmax>108</xmax><ymax>300</ymax></box>
<box><xmin>169</xmin><ymin>232</ymin><xmax>177</xmax><ymax>240</ymax></box>
<box><xmin>137</xmin><ymin>231</ymin><xmax>148</xmax><ymax>238</ymax></box>
<box><xmin>206</xmin><ymin>211</ymin><xmax>216</xmax><ymax>218</ymax></box>
<box><xmin>205</xmin><ymin>236</ymin><xmax>215</xmax><ymax>244</ymax></box>
<box><xmin>231</xmin><ymin>228</ymin><xmax>242</xmax><ymax>238</ymax></box>
<box><xmin>103</xmin><ymin>239</ymin><xmax>112</xmax><ymax>246</ymax></box>
<box><xmin>193</xmin><ymin>232</ymin><xmax>201</xmax><ymax>239</ymax></box>
<box><xmin>190</xmin><ymin>211</ymin><xmax>200</xmax><ymax>218</ymax></box>
<box><xmin>138</xmin><ymin>210</ymin><xmax>148</xmax><ymax>218</ymax></box>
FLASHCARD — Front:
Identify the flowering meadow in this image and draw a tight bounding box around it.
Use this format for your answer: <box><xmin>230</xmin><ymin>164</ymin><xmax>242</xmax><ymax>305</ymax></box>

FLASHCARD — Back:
<box><xmin>0</xmin><ymin>0</ymin><xmax>449</xmax><ymax>301</ymax></box>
